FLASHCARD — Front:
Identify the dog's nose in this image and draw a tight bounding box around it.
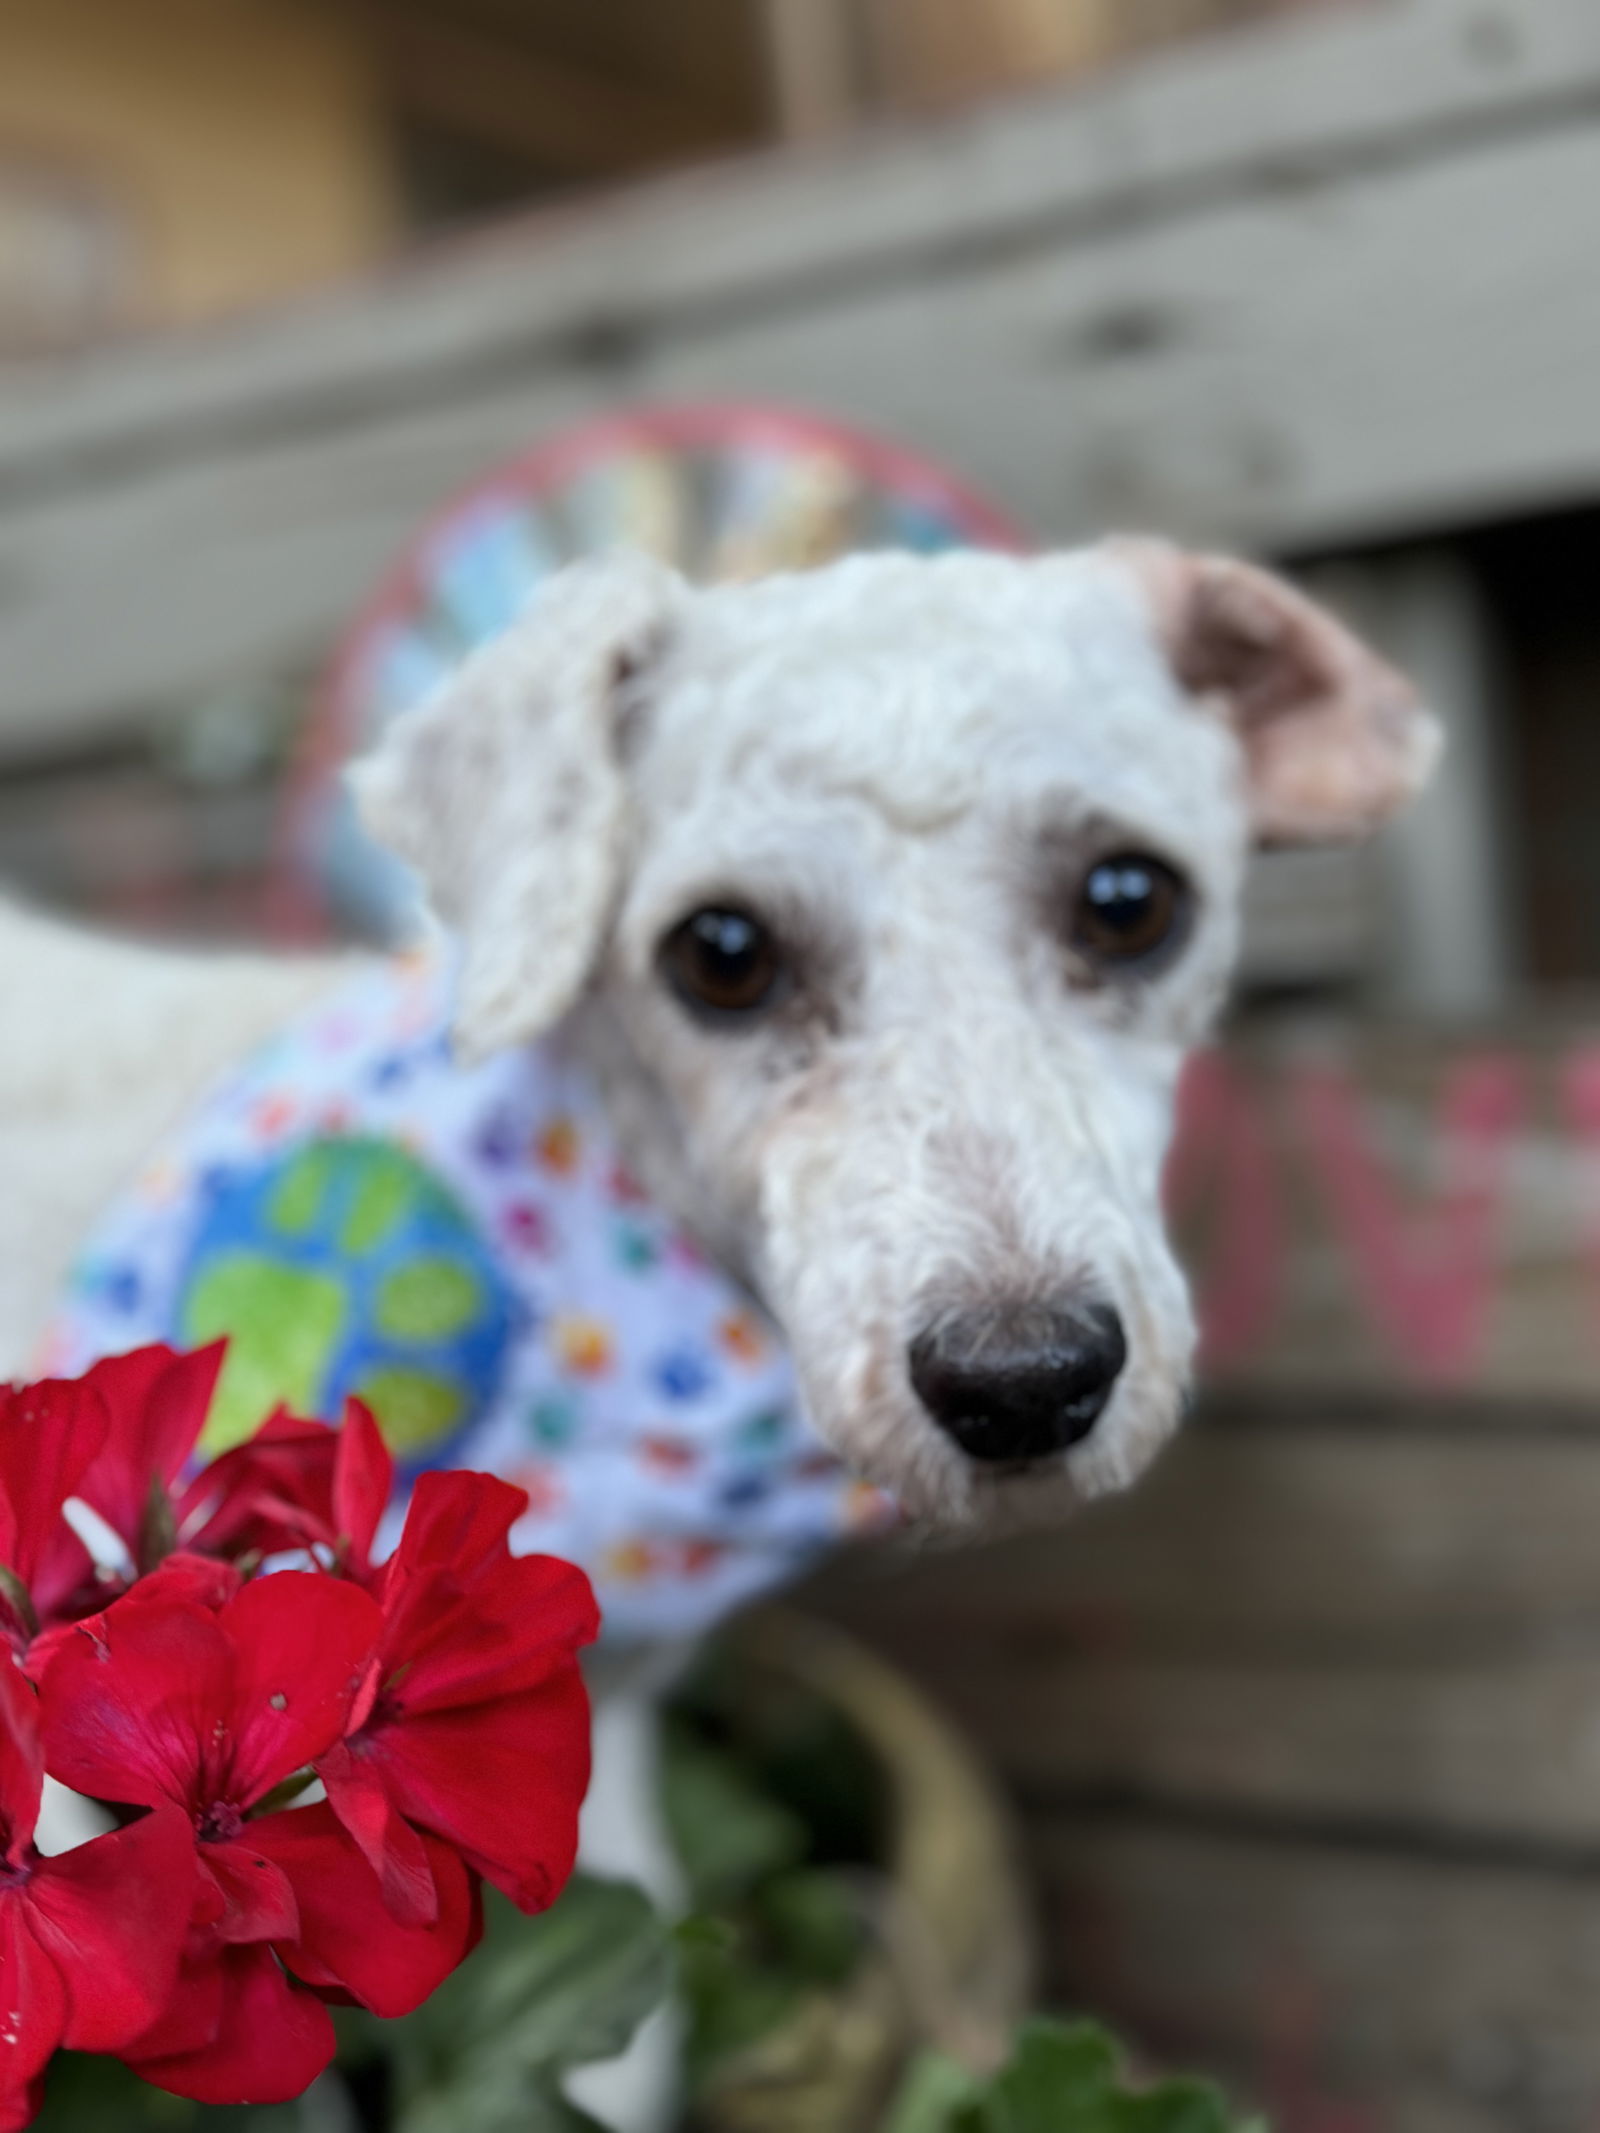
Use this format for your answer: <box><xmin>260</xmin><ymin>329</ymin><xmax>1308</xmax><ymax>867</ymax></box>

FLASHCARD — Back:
<box><xmin>908</xmin><ymin>1300</ymin><xmax>1127</xmax><ymax>1463</ymax></box>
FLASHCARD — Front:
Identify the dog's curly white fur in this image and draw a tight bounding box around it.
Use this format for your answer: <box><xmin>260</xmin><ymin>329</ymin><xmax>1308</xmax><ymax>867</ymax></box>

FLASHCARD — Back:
<box><xmin>354</xmin><ymin>541</ymin><xmax>1436</xmax><ymax>1528</ymax></box>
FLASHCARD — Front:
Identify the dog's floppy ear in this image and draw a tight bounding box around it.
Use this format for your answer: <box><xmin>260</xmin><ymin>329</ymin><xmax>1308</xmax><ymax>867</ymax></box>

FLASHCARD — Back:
<box><xmin>1111</xmin><ymin>537</ymin><xmax>1441</xmax><ymax>843</ymax></box>
<box><xmin>351</xmin><ymin>551</ymin><xmax>684</xmax><ymax>1060</ymax></box>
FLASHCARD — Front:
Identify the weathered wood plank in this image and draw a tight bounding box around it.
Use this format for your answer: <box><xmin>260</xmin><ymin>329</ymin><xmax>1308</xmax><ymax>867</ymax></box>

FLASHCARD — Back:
<box><xmin>3</xmin><ymin>0</ymin><xmax>1594</xmax><ymax>480</ymax></box>
<box><xmin>1028</xmin><ymin>1814</ymin><xmax>1600</xmax><ymax>2132</ymax></box>
<box><xmin>804</xmin><ymin>1420</ymin><xmax>1600</xmax><ymax>1655</ymax></box>
<box><xmin>378</xmin><ymin>7</ymin><xmax>752</xmax><ymax>178</ymax></box>
<box><xmin>803</xmin><ymin>1402</ymin><xmax>1600</xmax><ymax>1846</ymax></box>
<box><xmin>643</xmin><ymin>116</ymin><xmax>1600</xmax><ymax>551</ymax></box>
<box><xmin>6</xmin><ymin>3</ymin><xmax>1600</xmax><ymax>756</ymax></box>
<box><xmin>817</xmin><ymin>1641</ymin><xmax>1600</xmax><ymax>1852</ymax></box>
<box><xmin>761</xmin><ymin>0</ymin><xmax>862</xmax><ymax>138</ymax></box>
<box><xmin>0</xmin><ymin>374</ymin><xmax>603</xmax><ymax>751</ymax></box>
<box><xmin>1171</xmin><ymin>1023</ymin><xmax>1600</xmax><ymax>1400</ymax></box>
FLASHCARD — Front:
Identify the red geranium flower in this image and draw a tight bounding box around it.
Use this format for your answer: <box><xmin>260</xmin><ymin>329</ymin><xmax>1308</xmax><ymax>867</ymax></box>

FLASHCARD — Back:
<box><xmin>22</xmin><ymin>1345</ymin><xmax>224</xmax><ymax>1628</ymax></box>
<box><xmin>250</xmin><ymin>1801</ymin><xmax>482</xmax><ymax>2017</ymax></box>
<box><xmin>0</xmin><ymin>1342</ymin><xmax>598</xmax><ymax>2123</ymax></box>
<box><xmin>0</xmin><ymin>1658</ymin><xmax>192</xmax><ymax>2130</ymax></box>
<box><xmin>177</xmin><ymin>1396</ymin><xmax>391</xmax><ymax>1576</ymax></box>
<box><xmin>318</xmin><ymin>1471</ymin><xmax>597</xmax><ymax>1927</ymax></box>
<box><xmin>121</xmin><ymin>1802</ymin><xmax>483</xmax><ymax>2106</ymax></box>
<box><xmin>174</xmin><ymin>1408</ymin><xmax>340</xmax><ymax>1563</ymax></box>
<box><xmin>35</xmin><ymin>1565</ymin><xmax>385</xmax><ymax>2102</ymax></box>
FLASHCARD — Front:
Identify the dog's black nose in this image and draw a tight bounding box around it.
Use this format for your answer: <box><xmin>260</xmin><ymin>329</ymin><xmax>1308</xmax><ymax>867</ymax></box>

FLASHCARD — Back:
<box><xmin>908</xmin><ymin>1300</ymin><xmax>1127</xmax><ymax>1464</ymax></box>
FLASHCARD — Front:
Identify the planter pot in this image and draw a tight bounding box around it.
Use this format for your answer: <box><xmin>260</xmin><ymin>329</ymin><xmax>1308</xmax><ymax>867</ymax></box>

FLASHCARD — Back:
<box><xmin>685</xmin><ymin>1607</ymin><xmax>1034</xmax><ymax>2133</ymax></box>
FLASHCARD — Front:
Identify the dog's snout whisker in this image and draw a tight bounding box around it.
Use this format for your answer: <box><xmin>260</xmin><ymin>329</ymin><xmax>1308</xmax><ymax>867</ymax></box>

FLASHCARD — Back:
<box><xmin>907</xmin><ymin>1299</ymin><xmax>1127</xmax><ymax>1464</ymax></box>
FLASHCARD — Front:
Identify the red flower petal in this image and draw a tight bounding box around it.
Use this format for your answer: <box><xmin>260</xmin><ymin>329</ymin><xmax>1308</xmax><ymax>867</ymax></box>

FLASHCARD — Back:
<box><xmin>254</xmin><ymin>1802</ymin><xmax>481</xmax><ymax>2016</ymax></box>
<box><xmin>0</xmin><ymin>2071</ymin><xmax>44</xmax><ymax>2133</ymax></box>
<box><xmin>384</xmin><ymin>1470</ymin><xmax>527</xmax><ymax>1586</ymax></box>
<box><xmin>127</xmin><ymin>1943</ymin><xmax>334</xmax><ymax>2106</ymax></box>
<box><xmin>177</xmin><ymin>1410</ymin><xmax>338</xmax><ymax>1562</ymax></box>
<box><xmin>316</xmin><ymin>1740</ymin><xmax>438</xmax><ymax>1928</ymax></box>
<box><xmin>117</xmin><ymin>1946</ymin><xmax>224</xmax><ymax>2065</ymax></box>
<box><xmin>384</xmin><ymin>1553</ymin><xmax>599</xmax><ymax>1716</ymax></box>
<box><xmin>199</xmin><ymin>1840</ymin><xmax>299</xmax><ymax>1948</ymax></box>
<box><xmin>354</xmin><ymin>1664</ymin><xmax>591</xmax><ymax>1914</ymax></box>
<box><xmin>78</xmin><ymin>1343</ymin><xmax>225</xmax><ymax>1538</ymax></box>
<box><xmin>37</xmin><ymin>1596</ymin><xmax>231</xmax><ymax>1815</ymax></box>
<box><xmin>0</xmin><ymin>1900</ymin><xmax>67</xmax><ymax>2096</ymax></box>
<box><xmin>0</xmin><ymin>1586</ymin><xmax>40</xmax><ymax>1670</ymax></box>
<box><xmin>217</xmin><ymin>1574</ymin><xmax>381</xmax><ymax>1805</ymax></box>
<box><xmin>368</xmin><ymin>1471</ymin><xmax>597</xmax><ymax>1734</ymax></box>
<box><xmin>25</xmin><ymin>1552</ymin><xmax>243</xmax><ymax>1682</ymax></box>
<box><xmin>0</xmin><ymin>1376</ymin><xmax>107</xmax><ymax>1589</ymax></box>
<box><xmin>25</xmin><ymin>1804</ymin><xmax>194</xmax><ymax>2052</ymax></box>
<box><xmin>0</xmin><ymin>1657</ymin><xmax>42</xmax><ymax>1868</ymax></box>
<box><xmin>128</xmin><ymin>1552</ymin><xmax>244</xmax><ymax>1616</ymax></box>
<box><xmin>38</xmin><ymin>1570</ymin><xmax>380</xmax><ymax>1846</ymax></box>
<box><xmin>16</xmin><ymin>1618</ymin><xmax>73</xmax><ymax>1680</ymax></box>
<box><xmin>21</xmin><ymin>1536</ymin><xmax>101</xmax><ymax>1644</ymax></box>
<box><xmin>332</xmin><ymin>1400</ymin><xmax>392</xmax><ymax>1578</ymax></box>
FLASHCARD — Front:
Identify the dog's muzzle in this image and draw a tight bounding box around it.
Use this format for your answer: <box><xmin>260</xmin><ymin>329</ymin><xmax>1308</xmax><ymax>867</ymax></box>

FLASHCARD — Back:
<box><xmin>907</xmin><ymin>1298</ymin><xmax>1127</xmax><ymax>1463</ymax></box>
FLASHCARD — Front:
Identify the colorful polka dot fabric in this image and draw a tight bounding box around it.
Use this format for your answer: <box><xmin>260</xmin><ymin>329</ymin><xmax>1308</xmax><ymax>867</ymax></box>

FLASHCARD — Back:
<box><xmin>43</xmin><ymin>949</ymin><xmax>895</xmax><ymax>1643</ymax></box>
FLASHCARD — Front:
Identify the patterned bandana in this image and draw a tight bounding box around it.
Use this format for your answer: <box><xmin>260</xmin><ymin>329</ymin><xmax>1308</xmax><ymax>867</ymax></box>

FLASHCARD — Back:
<box><xmin>43</xmin><ymin>950</ymin><xmax>893</xmax><ymax>1643</ymax></box>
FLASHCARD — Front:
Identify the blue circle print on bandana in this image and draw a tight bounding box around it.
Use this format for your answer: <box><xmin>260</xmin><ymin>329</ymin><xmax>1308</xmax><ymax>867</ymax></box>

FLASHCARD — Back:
<box><xmin>176</xmin><ymin>1134</ymin><xmax>513</xmax><ymax>1466</ymax></box>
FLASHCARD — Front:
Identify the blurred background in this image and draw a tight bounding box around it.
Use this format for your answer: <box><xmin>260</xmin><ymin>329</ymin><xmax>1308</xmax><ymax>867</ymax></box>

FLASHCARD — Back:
<box><xmin>6</xmin><ymin>1</ymin><xmax>1600</xmax><ymax>2126</ymax></box>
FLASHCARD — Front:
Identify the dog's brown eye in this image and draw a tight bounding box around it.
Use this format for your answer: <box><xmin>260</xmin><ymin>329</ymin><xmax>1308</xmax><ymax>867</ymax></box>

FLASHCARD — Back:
<box><xmin>1072</xmin><ymin>853</ymin><xmax>1190</xmax><ymax>969</ymax></box>
<box><xmin>660</xmin><ymin>907</ymin><xmax>786</xmax><ymax>1019</ymax></box>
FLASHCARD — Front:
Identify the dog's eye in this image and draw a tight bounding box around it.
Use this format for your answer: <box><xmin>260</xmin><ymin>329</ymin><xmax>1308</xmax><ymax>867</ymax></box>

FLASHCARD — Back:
<box><xmin>660</xmin><ymin>907</ymin><xmax>787</xmax><ymax>1020</ymax></box>
<box><xmin>1072</xmin><ymin>852</ymin><xmax>1191</xmax><ymax>969</ymax></box>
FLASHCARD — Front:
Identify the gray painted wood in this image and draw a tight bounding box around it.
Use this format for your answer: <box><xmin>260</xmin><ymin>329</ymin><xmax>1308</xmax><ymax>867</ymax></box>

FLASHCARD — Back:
<box><xmin>3</xmin><ymin>0</ymin><xmax>1600</xmax><ymax>765</ymax></box>
<box><xmin>3</xmin><ymin>0</ymin><xmax>1595</xmax><ymax>477</ymax></box>
<box><xmin>805</xmin><ymin>1403</ymin><xmax>1600</xmax><ymax>2125</ymax></box>
<box><xmin>807</xmin><ymin>1419</ymin><xmax>1600</xmax><ymax>1662</ymax></box>
<box><xmin>903</xmin><ymin>1649</ymin><xmax>1600</xmax><ymax>1849</ymax></box>
<box><xmin>1032</xmin><ymin>1816</ymin><xmax>1600</xmax><ymax>2129</ymax></box>
<box><xmin>1306</xmin><ymin>552</ymin><xmax>1520</xmax><ymax>1016</ymax></box>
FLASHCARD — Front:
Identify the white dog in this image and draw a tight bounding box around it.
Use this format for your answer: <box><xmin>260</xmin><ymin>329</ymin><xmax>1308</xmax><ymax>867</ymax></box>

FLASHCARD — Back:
<box><xmin>354</xmin><ymin>537</ymin><xmax>1433</xmax><ymax>1518</ymax></box>
<box><xmin>2</xmin><ymin>539</ymin><xmax>1434</xmax><ymax>2121</ymax></box>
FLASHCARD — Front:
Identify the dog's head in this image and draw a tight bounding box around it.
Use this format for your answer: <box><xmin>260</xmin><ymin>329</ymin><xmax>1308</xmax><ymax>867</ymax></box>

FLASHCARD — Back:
<box><xmin>353</xmin><ymin>544</ymin><xmax>1436</xmax><ymax>1527</ymax></box>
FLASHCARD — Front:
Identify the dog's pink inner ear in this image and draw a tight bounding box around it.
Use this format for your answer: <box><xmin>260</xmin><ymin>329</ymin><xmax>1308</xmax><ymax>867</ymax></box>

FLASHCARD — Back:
<box><xmin>1115</xmin><ymin>540</ymin><xmax>1439</xmax><ymax>846</ymax></box>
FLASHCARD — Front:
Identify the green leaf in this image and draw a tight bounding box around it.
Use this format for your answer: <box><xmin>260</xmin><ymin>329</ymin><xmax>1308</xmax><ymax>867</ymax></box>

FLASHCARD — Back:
<box><xmin>660</xmin><ymin>1727</ymin><xmax>807</xmax><ymax>1912</ymax></box>
<box><xmin>981</xmin><ymin>2020</ymin><xmax>1122</xmax><ymax>2132</ymax></box>
<box><xmin>875</xmin><ymin>2021</ymin><xmax>1259</xmax><ymax>2133</ymax></box>
<box><xmin>756</xmin><ymin>1867</ymin><xmax>864</xmax><ymax>1987</ymax></box>
<box><xmin>388</xmin><ymin>1875</ymin><xmax>669</xmax><ymax>2129</ymax></box>
<box><xmin>880</xmin><ymin>2049</ymin><xmax>985</xmax><ymax>2133</ymax></box>
<box><xmin>964</xmin><ymin>2020</ymin><xmax>1257</xmax><ymax>2133</ymax></box>
<box><xmin>399</xmin><ymin>2068</ymin><xmax>612</xmax><ymax>2133</ymax></box>
<box><xmin>675</xmin><ymin>1912</ymin><xmax>804</xmax><ymax>2090</ymax></box>
<box><xmin>519</xmin><ymin>2076</ymin><xmax>615</xmax><ymax>2133</ymax></box>
<box><xmin>672</xmin><ymin>1912</ymin><xmax>738</xmax><ymax>1956</ymax></box>
<box><xmin>1110</xmin><ymin>2078</ymin><xmax>1249</xmax><ymax>2133</ymax></box>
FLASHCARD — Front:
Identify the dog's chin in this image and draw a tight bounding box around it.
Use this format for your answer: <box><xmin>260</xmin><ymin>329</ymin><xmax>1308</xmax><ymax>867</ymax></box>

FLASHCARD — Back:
<box><xmin>917</xmin><ymin>1454</ymin><xmax>1089</xmax><ymax>1535</ymax></box>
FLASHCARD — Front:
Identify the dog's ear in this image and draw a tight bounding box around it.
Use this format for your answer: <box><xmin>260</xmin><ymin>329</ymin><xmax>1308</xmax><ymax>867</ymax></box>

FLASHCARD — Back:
<box><xmin>1110</xmin><ymin>538</ymin><xmax>1441</xmax><ymax>843</ymax></box>
<box><xmin>351</xmin><ymin>551</ymin><xmax>684</xmax><ymax>1060</ymax></box>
